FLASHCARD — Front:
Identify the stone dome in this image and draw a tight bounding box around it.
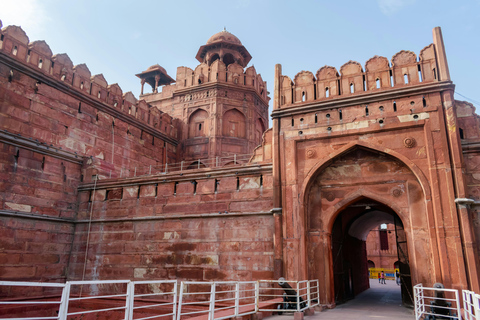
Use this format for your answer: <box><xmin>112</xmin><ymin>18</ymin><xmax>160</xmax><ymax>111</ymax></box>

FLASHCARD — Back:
<box><xmin>147</xmin><ymin>64</ymin><xmax>168</xmax><ymax>74</ymax></box>
<box><xmin>206</xmin><ymin>30</ymin><xmax>242</xmax><ymax>45</ymax></box>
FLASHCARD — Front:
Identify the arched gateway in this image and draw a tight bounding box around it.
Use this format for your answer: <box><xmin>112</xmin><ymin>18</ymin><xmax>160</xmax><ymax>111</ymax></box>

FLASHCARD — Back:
<box><xmin>271</xmin><ymin>30</ymin><xmax>480</xmax><ymax>309</ymax></box>
<box><xmin>303</xmin><ymin>145</ymin><xmax>430</xmax><ymax>306</ymax></box>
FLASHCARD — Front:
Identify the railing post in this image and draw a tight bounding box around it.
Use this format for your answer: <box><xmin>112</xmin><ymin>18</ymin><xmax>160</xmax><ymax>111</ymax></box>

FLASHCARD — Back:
<box><xmin>216</xmin><ymin>157</ymin><xmax>219</xmax><ymax>167</ymax></box>
<box><xmin>125</xmin><ymin>281</ymin><xmax>134</xmax><ymax>320</ymax></box>
<box><xmin>177</xmin><ymin>281</ymin><xmax>184</xmax><ymax>320</ymax></box>
<box><xmin>165</xmin><ymin>163</ymin><xmax>168</xmax><ymax>174</ymax></box>
<box><xmin>307</xmin><ymin>281</ymin><xmax>311</xmax><ymax>308</ymax></box>
<box><xmin>454</xmin><ymin>289</ymin><xmax>461</xmax><ymax>320</ymax></box>
<box><xmin>181</xmin><ymin>161</ymin><xmax>184</xmax><ymax>171</ymax></box>
<box><xmin>173</xmin><ymin>281</ymin><xmax>178</xmax><ymax>320</ymax></box>
<box><xmin>255</xmin><ymin>281</ymin><xmax>259</xmax><ymax>313</ymax></box>
<box><xmin>473</xmin><ymin>292</ymin><xmax>480</xmax><ymax>320</ymax></box>
<box><xmin>234</xmin><ymin>154</ymin><xmax>237</xmax><ymax>164</ymax></box>
<box><xmin>58</xmin><ymin>282</ymin><xmax>71</xmax><ymax>320</ymax></box>
<box><xmin>235</xmin><ymin>282</ymin><xmax>240</xmax><ymax>316</ymax></box>
<box><xmin>463</xmin><ymin>291</ymin><xmax>468</xmax><ymax>320</ymax></box>
<box><xmin>296</xmin><ymin>281</ymin><xmax>300</xmax><ymax>312</ymax></box>
<box><xmin>209</xmin><ymin>282</ymin><xmax>216</xmax><ymax>320</ymax></box>
<box><xmin>134</xmin><ymin>167</ymin><xmax>137</xmax><ymax>177</ymax></box>
<box><xmin>149</xmin><ymin>165</ymin><xmax>152</xmax><ymax>175</ymax></box>
<box><xmin>198</xmin><ymin>159</ymin><xmax>200</xmax><ymax>169</ymax></box>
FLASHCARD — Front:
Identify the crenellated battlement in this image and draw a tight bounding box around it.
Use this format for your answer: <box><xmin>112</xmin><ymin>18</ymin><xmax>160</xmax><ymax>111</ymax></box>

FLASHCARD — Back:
<box><xmin>140</xmin><ymin>60</ymin><xmax>268</xmax><ymax>104</ymax></box>
<box><xmin>276</xmin><ymin>43</ymin><xmax>442</xmax><ymax>109</ymax></box>
<box><xmin>0</xmin><ymin>23</ymin><xmax>177</xmax><ymax>140</ymax></box>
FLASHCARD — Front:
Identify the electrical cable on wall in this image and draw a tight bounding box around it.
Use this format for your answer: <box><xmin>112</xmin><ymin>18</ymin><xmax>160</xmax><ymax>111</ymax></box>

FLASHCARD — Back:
<box><xmin>80</xmin><ymin>174</ymin><xmax>98</xmax><ymax>297</ymax></box>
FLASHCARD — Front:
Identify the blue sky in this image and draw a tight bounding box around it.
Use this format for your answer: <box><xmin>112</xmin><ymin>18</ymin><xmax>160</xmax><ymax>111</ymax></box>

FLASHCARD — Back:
<box><xmin>1</xmin><ymin>0</ymin><xmax>479</xmax><ymax>121</ymax></box>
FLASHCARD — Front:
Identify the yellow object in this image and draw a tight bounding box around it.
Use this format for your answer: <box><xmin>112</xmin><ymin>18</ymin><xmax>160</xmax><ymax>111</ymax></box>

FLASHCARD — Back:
<box><xmin>368</xmin><ymin>268</ymin><xmax>399</xmax><ymax>280</ymax></box>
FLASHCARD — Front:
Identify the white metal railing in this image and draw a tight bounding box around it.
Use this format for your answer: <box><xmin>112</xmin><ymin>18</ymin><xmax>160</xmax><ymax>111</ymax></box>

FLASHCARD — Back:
<box><xmin>413</xmin><ymin>284</ymin><xmax>461</xmax><ymax>320</ymax></box>
<box><xmin>0</xmin><ymin>279</ymin><xmax>318</xmax><ymax>320</ymax></box>
<box><xmin>0</xmin><ymin>280</ymin><xmax>178</xmax><ymax>320</ymax></box>
<box><xmin>118</xmin><ymin>153</ymin><xmax>254</xmax><ymax>178</ymax></box>
<box><xmin>463</xmin><ymin>290</ymin><xmax>480</xmax><ymax>320</ymax></box>
<box><xmin>257</xmin><ymin>279</ymin><xmax>319</xmax><ymax>313</ymax></box>
<box><xmin>0</xmin><ymin>281</ymin><xmax>66</xmax><ymax>320</ymax></box>
<box><xmin>176</xmin><ymin>281</ymin><xmax>258</xmax><ymax>320</ymax></box>
<box><xmin>129</xmin><ymin>280</ymin><xmax>178</xmax><ymax>320</ymax></box>
<box><xmin>61</xmin><ymin>280</ymin><xmax>131</xmax><ymax>319</ymax></box>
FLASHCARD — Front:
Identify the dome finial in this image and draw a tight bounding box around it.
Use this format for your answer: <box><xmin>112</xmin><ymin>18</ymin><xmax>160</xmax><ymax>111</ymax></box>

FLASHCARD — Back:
<box><xmin>223</xmin><ymin>26</ymin><xmax>226</xmax><ymax>31</ymax></box>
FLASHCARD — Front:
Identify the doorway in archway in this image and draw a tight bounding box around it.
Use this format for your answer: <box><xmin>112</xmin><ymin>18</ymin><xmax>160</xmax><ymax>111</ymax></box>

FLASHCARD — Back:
<box><xmin>331</xmin><ymin>197</ymin><xmax>413</xmax><ymax>306</ymax></box>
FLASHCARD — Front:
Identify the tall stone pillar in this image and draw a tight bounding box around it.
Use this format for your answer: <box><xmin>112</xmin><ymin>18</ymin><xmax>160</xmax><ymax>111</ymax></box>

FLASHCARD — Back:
<box><xmin>272</xmin><ymin>64</ymin><xmax>284</xmax><ymax>278</ymax></box>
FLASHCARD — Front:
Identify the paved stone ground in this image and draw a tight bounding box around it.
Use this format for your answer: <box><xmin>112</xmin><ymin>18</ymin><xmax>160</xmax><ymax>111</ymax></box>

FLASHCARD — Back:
<box><xmin>265</xmin><ymin>279</ymin><xmax>414</xmax><ymax>320</ymax></box>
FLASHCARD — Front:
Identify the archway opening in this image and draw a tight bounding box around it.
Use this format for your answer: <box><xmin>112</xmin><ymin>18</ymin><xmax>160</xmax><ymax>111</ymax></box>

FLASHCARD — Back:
<box><xmin>209</xmin><ymin>53</ymin><xmax>220</xmax><ymax>65</ymax></box>
<box><xmin>331</xmin><ymin>197</ymin><xmax>412</xmax><ymax>306</ymax></box>
<box><xmin>223</xmin><ymin>53</ymin><xmax>235</xmax><ymax>67</ymax></box>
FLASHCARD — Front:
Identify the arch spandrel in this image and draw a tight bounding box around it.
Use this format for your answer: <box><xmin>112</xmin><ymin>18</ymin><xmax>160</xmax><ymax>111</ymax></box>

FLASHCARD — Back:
<box><xmin>300</xmin><ymin>141</ymin><xmax>432</xmax><ymax>206</ymax></box>
<box><xmin>305</xmin><ymin>148</ymin><xmax>418</xmax><ymax>233</ymax></box>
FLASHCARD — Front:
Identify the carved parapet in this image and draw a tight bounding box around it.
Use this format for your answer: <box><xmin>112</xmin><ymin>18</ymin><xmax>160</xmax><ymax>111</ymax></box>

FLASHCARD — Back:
<box><xmin>293</xmin><ymin>71</ymin><xmax>315</xmax><ymax>103</ymax></box>
<box><xmin>340</xmin><ymin>60</ymin><xmax>364</xmax><ymax>95</ymax></box>
<box><xmin>275</xmin><ymin>41</ymin><xmax>440</xmax><ymax>108</ymax></box>
<box><xmin>391</xmin><ymin>50</ymin><xmax>420</xmax><ymax>86</ymax></box>
<box><xmin>51</xmin><ymin>53</ymin><xmax>74</xmax><ymax>82</ymax></box>
<box><xmin>172</xmin><ymin>60</ymin><xmax>268</xmax><ymax>104</ymax></box>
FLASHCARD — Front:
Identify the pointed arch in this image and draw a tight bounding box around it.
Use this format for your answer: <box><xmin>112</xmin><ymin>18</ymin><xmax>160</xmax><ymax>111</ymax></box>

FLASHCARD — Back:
<box><xmin>223</xmin><ymin>108</ymin><xmax>246</xmax><ymax>138</ymax></box>
<box><xmin>300</xmin><ymin>141</ymin><xmax>432</xmax><ymax>205</ymax></box>
<box><xmin>188</xmin><ymin>109</ymin><xmax>209</xmax><ymax>138</ymax></box>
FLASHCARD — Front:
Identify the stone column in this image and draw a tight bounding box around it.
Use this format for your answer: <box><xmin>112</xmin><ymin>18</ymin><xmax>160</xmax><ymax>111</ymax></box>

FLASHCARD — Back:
<box><xmin>154</xmin><ymin>75</ymin><xmax>160</xmax><ymax>93</ymax></box>
<box><xmin>432</xmin><ymin>27</ymin><xmax>451</xmax><ymax>81</ymax></box>
<box><xmin>140</xmin><ymin>78</ymin><xmax>146</xmax><ymax>95</ymax></box>
<box><xmin>272</xmin><ymin>64</ymin><xmax>284</xmax><ymax>278</ymax></box>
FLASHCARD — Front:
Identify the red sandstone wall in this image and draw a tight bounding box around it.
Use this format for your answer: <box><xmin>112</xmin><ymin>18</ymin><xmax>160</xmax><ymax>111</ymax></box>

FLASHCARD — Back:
<box><xmin>68</xmin><ymin>170</ymin><xmax>274</xmax><ymax>282</ymax></box>
<box><xmin>457</xmin><ymin>100</ymin><xmax>480</xmax><ymax>259</ymax></box>
<box><xmin>0</xmin><ymin>23</ymin><xmax>180</xmax><ymax>282</ymax></box>
<box><xmin>366</xmin><ymin>224</ymin><xmax>398</xmax><ymax>269</ymax></box>
<box><xmin>0</xmin><ymin>141</ymin><xmax>78</xmax><ymax>282</ymax></box>
<box><xmin>0</xmin><ymin>216</ymin><xmax>74</xmax><ymax>282</ymax></box>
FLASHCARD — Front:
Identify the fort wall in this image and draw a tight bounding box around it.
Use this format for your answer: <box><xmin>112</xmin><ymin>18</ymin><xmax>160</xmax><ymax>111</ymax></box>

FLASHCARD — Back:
<box><xmin>68</xmin><ymin>165</ymin><xmax>274</xmax><ymax>282</ymax></box>
<box><xmin>0</xmin><ymin>22</ymin><xmax>181</xmax><ymax>282</ymax></box>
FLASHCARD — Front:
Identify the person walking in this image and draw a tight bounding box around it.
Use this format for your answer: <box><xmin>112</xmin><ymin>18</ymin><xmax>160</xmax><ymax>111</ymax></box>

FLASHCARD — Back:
<box><xmin>395</xmin><ymin>270</ymin><xmax>401</xmax><ymax>286</ymax></box>
<box><xmin>381</xmin><ymin>271</ymin><xmax>386</xmax><ymax>284</ymax></box>
<box><xmin>378</xmin><ymin>272</ymin><xmax>381</xmax><ymax>283</ymax></box>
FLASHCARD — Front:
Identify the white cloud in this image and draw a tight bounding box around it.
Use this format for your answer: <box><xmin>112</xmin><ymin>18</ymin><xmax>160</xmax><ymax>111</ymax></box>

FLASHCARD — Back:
<box><xmin>0</xmin><ymin>0</ymin><xmax>49</xmax><ymax>38</ymax></box>
<box><xmin>377</xmin><ymin>0</ymin><xmax>416</xmax><ymax>15</ymax></box>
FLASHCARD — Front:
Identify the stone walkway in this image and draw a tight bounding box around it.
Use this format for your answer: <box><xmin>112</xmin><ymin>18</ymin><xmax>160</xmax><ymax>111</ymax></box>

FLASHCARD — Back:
<box><xmin>265</xmin><ymin>279</ymin><xmax>414</xmax><ymax>320</ymax></box>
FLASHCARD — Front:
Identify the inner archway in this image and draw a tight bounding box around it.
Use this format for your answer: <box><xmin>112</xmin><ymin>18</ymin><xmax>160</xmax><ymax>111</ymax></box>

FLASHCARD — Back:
<box><xmin>330</xmin><ymin>198</ymin><xmax>411</xmax><ymax>305</ymax></box>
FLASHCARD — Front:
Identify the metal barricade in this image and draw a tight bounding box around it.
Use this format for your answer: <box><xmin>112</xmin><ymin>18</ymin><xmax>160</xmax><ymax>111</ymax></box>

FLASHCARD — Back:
<box><xmin>413</xmin><ymin>283</ymin><xmax>461</xmax><ymax>320</ymax></box>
